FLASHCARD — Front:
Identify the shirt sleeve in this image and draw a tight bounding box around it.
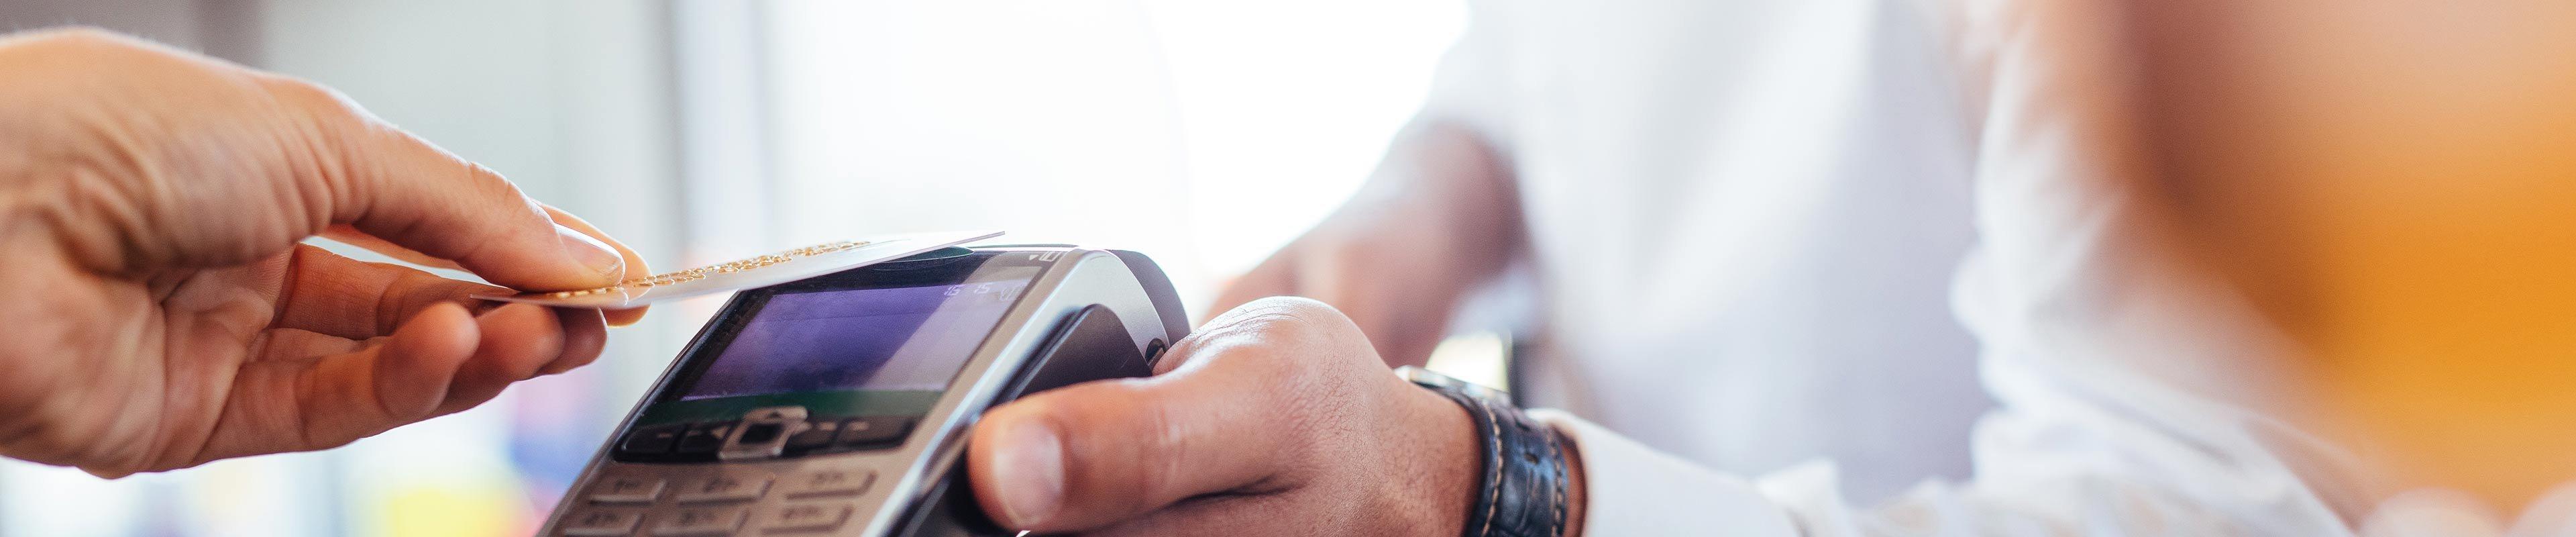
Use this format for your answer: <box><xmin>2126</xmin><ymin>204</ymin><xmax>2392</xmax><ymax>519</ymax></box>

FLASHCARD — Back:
<box><xmin>1530</xmin><ymin>409</ymin><xmax>1803</xmax><ymax>536</ymax></box>
<box><xmin>1530</xmin><ymin>367</ymin><xmax>2360</xmax><ymax>537</ymax></box>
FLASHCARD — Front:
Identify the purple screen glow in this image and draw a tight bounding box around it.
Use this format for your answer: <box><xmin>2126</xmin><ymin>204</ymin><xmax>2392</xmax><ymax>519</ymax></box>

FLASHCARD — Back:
<box><xmin>681</xmin><ymin>274</ymin><xmax>1031</xmax><ymax>400</ymax></box>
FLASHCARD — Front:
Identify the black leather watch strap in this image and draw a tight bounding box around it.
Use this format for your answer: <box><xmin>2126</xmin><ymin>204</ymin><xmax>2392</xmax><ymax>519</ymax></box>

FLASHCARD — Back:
<box><xmin>1397</xmin><ymin>367</ymin><xmax>1571</xmax><ymax>537</ymax></box>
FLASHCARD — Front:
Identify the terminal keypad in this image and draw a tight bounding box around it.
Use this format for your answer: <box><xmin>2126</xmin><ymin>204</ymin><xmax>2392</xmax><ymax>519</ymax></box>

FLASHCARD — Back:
<box><xmin>564</xmin><ymin>464</ymin><xmax>877</xmax><ymax>536</ymax></box>
<box><xmin>572</xmin><ymin>407</ymin><xmax>913</xmax><ymax>536</ymax></box>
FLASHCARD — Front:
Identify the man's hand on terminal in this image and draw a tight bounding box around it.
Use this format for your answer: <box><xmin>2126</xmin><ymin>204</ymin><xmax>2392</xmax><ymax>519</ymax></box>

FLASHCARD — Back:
<box><xmin>0</xmin><ymin>28</ymin><xmax>646</xmax><ymax>477</ymax></box>
<box><xmin>966</xmin><ymin>297</ymin><xmax>1585</xmax><ymax>536</ymax></box>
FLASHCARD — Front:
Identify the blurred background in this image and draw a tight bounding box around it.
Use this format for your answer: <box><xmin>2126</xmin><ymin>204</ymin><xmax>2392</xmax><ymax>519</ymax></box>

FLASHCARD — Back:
<box><xmin>0</xmin><ymin>1</ymin><xmax>1466</xmax><ymax>535</ymax></box>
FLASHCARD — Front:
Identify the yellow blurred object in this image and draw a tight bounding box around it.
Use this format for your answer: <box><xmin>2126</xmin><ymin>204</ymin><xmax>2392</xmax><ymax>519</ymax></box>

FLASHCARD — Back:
<box><xmin>1425</xmin><ymin>331</ymin><xmax>1513</xmax><ymax>391</ymax></box>
<box><xmin>379</xmin><ymin>484</ymin><xmax>525</xmax><ymax>537</ymax></box>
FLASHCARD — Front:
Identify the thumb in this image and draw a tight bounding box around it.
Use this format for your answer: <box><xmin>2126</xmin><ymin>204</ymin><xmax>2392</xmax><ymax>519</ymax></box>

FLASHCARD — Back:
<box><xmin>966</xmin><ymin>297</ymin><xmax>1373</xmax><ymax>532</ymax></box>
<box><xmin>264</xmin><ymin>77</ymin><xmax>627</xmax><ymax>291</ymax></box>
<box><xmin>967</xmin><ymin>352</ymin><xmax>1295</xmax><ymax>532</ymax></box>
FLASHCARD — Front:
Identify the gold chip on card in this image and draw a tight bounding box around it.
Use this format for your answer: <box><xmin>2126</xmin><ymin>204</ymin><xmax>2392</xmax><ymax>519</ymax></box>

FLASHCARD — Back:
<box><xmin>474</xmin><ymin>230</ymin><xmax>1004</xmax><ymax>308</ymax></box>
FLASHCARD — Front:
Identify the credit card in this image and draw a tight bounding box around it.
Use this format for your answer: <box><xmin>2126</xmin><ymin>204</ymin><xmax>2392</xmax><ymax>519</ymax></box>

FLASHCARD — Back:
<box><xmin>474</xmin><ymin>230</ymin><xmax>1004</xmax><ymax>308</ymax></box>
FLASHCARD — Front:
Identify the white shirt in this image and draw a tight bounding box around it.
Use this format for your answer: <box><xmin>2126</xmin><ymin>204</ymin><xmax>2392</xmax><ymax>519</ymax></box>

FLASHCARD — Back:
<box><xmin>1410</xmin><ymin>0</ymin><xmax>2576</xmax><ymax>534</ymax></box>
<box><xmin>1427</xmin><ymin>0</ymin><xmax>1993</xmax><ymax>503</ymax></box>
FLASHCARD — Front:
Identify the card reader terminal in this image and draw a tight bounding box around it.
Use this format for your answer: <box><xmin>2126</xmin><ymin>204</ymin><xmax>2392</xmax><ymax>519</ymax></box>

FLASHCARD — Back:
<box><xmin>541</xmin><ymin>245</ymin><xmax>1189</xmax><ymax>536</ymax></box>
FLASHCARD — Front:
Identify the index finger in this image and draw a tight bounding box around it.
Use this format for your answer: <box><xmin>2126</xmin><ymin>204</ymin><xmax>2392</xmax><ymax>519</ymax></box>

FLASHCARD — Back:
<box><xmin>537</xmin><ymin>205</ymin><xmax>649</xmax><ymax>326</ymax></box>
<box><xmin>317</xmin><ymin>205</ymin><xmax>650</xmax><ymax>327</ymax></box>
<box><xmin>261</xmin><ymin>75</ymin><xmax>628</xmax><ymax>291</ymax></box>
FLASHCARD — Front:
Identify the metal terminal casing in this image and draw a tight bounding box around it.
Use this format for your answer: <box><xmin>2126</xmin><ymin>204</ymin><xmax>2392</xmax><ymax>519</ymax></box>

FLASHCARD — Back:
<box><xmin>540</xmin><ymin>246</ymin><xmax>1187</xmax><ymax>537</ymax></box>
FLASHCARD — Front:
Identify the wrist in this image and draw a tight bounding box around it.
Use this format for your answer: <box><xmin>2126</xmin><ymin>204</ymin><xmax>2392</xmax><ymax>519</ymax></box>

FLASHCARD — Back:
<box><xmin>1394</xmin><ymin>366</ymin><xmax>1574</xmax><ymax>537</ymax></box>
<box><xmin>1378</xmin><ymin>373</ymin><xmax>1482</xmax><ymax>536</ymax></box>
<box><xmin>1559</xmin><ymin>426</ymin><xmax>1586</xmax><ymax>537</ymax></box>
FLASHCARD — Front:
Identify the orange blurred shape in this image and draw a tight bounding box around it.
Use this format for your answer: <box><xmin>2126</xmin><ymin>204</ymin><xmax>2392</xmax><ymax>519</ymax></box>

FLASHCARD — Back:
<box><xmin>2133</xmin><ymin>0</ymin><xmax>2576</xmax><ymax>512</ymax></box>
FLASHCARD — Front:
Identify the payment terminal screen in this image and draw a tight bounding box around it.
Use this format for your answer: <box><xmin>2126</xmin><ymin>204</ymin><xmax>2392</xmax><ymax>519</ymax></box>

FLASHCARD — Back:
<box><xmin>679</xmin><ymin>268</ymin><xmax>1036</xmax><ymax>401</ymax></box>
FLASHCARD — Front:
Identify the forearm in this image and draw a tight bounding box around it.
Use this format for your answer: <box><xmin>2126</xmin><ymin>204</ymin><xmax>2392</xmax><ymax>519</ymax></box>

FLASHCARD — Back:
<box><xmin>1214</xmin><ymin>119</ymin><xmax>1521</xmax><ymax>367</ymax></box>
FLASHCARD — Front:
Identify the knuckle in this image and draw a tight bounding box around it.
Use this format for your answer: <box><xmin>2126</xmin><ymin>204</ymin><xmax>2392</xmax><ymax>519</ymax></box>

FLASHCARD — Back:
<box><xmin>1213</xmin><ymin>297</ymin><xmax>1358</xmax><ymax>345</ymax></box>
<box><xmin>468</xmin><ymin>162</ymin><xmax>531</xmax><ymax>201</ymax></box>
<box><xmin>256</xmin><ymin>77</ymin><xmax>379</xmax><ymax>186</ymax></box>
<box><xmin>1238</xmin><ymin>295</ymin><xmax>1340</xmax><ymax>322</ymax></box>
<box><xmin>1205</xmin><ymin>298</ymin><xmax>1371</xmax><ymax>371</ymax></box>
<box><xmin>260</xmin><ymin>77</ymin><xmax>366</xmax><ymax>122</ymax></box>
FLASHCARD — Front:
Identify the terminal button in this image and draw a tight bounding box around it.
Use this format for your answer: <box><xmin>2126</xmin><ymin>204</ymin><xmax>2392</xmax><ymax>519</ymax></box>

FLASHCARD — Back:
<box><xmin>584</xmin><ymin>474</ymin><xmax>664</xmax><ymax>504</ymax></box>
<box><xmin>779</xmin><ymin>467</ymin><xmax>875</xmax><ymax>498</ymax></box>
<box><xmin>835</xmin><ymin>417</ymin><xmax>913</xmax><ymax>448</ymax></box>
<box><xmin>784</xmin><ymin>419</ymin><xmax>841</xmax><ymax>451</ymax></box>
<box><xmin>759</xmin><ymin>501</ymin><xmax>856</xmax><ymax>533</ymax></box>
<box><xmin>720</xmin><ymin>407</ymin><xmax>808</xmax><ymax>460</ymax></box>
<box><xmin>674</xmin><ymin>471</ymin><xmax>771</xmax><ymax>503</ymax></box>
<box><xmin>674</xmin><ymin>423</ymin><xmax>733</xmax><ymax>454</ymax></box>
<box><xmin>650</xmin><ymin>505</ymin><xmax>747</xmax><ymax>536</ymax></box>
<box><xmin>736</xmin><ymin>422</ymin><xmax>786</xmax><ymax>444</ymax></box>
<box><xmin>558</xmin><ymin>507</ymin><xmax>643</xmax><ymax>536</ymax></box>
<box><xmin>616</xmin><ymin>424</ymin><xmax>684</xmax><ymax>456</ymax></box>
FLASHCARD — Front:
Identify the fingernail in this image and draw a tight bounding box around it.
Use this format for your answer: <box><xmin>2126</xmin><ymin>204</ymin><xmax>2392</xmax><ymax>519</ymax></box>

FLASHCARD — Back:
<box><xmin>994</xmin><ymin>419</ymin><xmax>1065</xmax><ymax>526</ymax></box>
<box><xmin>556</xmin><ymin>224</ymin><xmax>625</xmax><ymax>281</ymax></box>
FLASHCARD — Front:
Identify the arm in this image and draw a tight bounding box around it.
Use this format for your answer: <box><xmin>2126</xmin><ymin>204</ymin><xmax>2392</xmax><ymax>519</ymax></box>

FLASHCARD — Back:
<box><xmin>1210</xmin><ymin>120</ymin><xmax>1521</xmax><ymax>368</ymax></box>
<box><xmin>1208</xmin><ymin>0</ymin><xmax>1524</xmax><ymax>369</ymax></box>
<box><xmin>965</xmin><ymin>299</ymin><xmax>2355</xmax><ymax>537</ymax></box>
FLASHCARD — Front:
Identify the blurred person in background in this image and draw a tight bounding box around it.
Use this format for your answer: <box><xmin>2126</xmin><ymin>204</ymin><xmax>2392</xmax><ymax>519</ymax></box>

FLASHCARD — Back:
<box><xmin>961</xmin><ymin>1</ymin><xmax>2576</xmax><ymax>536</ymax></box>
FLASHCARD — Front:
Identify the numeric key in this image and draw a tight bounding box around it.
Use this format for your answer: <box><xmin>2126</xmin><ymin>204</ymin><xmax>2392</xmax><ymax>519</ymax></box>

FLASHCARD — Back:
<box><xmin>779</xmin><ymin>467</ymin><xmax>875</xmax><ymax>498</ymax></box>
<box><xmin>586</xmin><ymin>474</ymin><xmax>664</xmax><ymax>504</ymax></box>
<box><xmin>674</xmin><ymin>471</ymin><xmax>772</xmax><ymax>503</ymax></box>
<box><xmin>759</xmin><ymin>501</ymin><xmax>856</xmax><ymax>533</ymax></box>
<box><xmin>651</xmin><ymin>505</ymin><xmax>747</xmax><ymax>536</ymax></box>
<box><xmin>559</xmin><ymin>507</ymin><xmax>643</xmax><ymax>536</ymax></box>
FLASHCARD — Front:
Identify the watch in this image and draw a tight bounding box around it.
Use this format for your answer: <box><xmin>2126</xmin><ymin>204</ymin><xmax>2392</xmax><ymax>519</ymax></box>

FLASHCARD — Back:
<box><xmin>1395</xmin><ymin>366</ymin><xmax>1572</xmax><ymax>537</ymax></box>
